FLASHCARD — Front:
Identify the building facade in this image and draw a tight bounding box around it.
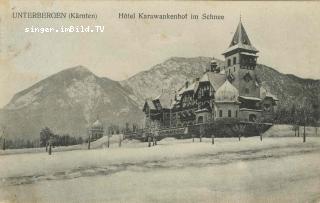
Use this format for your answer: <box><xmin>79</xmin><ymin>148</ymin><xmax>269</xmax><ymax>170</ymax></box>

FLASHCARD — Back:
<box><xmin>143</xmin><ymin>19</ymin><xmax>278</xmax><ymax>129</ymax></box>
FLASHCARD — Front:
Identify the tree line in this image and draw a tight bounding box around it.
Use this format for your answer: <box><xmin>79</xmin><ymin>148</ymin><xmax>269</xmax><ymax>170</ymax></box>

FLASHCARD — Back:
<box><xmin>40</xmin><ymin>127</ymin><xmax>83</xmax><ymax>148</ymax></box>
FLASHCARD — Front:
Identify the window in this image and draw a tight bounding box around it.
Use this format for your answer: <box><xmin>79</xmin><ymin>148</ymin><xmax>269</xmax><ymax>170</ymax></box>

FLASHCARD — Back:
<box><xmin>228</xmin><ymin>59</ymin><xmax>231</xmax><ymax>66</ymax></box>
<box><xmin>228</xmin><ymin>110</ymin><xmax>231</xmax><ymax>117</ymax></box>
<box><xmin>219</xmin><ymin>110</ymin><xmax>223</xmax><ymax>117</ymax></box>
<box><xmin>249</xmin><ymin>114</ymin><xmax>257</xmax><ymax>122</ymax></box>
<box><xmin>235</xmin><ymin>110</ymin><xmax>238</xmax><ymax>118</ymax></box>
<box><xmin>234</xmin><ymin>67</ymin><xmax>235</xmax><ymax>72</ymax></box>
<box><xmin>233</xmin><ymin>57</ymin><xmax>236</xmax><ymax>65</ymax></box>
<box><xmin>198</xmin><ymin>116</ymin><xmax>204</xmax><ymax>124</ymax></box>
<box><xmin>245</xmin><ymin>88</ymin><xmax>249</xmax><ymax>94</ymax></box>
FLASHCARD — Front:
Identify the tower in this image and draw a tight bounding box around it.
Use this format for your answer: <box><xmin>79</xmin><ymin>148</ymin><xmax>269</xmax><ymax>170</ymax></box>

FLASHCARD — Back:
<box><xmin>222</xmin><ymin>19</ymin><xmax>260</xmax><ymax>98</ymax></box>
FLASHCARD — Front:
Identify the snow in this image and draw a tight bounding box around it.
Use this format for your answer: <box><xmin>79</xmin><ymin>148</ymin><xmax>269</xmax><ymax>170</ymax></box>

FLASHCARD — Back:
<box><xmin>0</xmin><ymin>137</ymin><xmax>320</xmax><ymax>202</ymax></box>
<box><xmin>6</xmin><ymin>86</ymin><xmax>43</xmax><ymax>109</ymax></box>
<box><xmin>65</xmin><ymin>75</ymin><xmax>102</xmax><ymax>122</ymax></box>
<box><xmin>263</xmin><ymin>124</ymin><xmax>318</xmax><ymax>137</ymax></box>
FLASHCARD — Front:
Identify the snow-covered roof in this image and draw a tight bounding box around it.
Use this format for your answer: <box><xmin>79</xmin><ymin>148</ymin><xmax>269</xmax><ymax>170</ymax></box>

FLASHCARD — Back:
<box><xmin>178</xmin><ymin>81</ymin><xmax>199</xmax><ymax>95</ymax></box>
<box><xmin>199</xmin><ymin>72</ymin><xmax>226</xmax><ymax>91</ymax></box>
<box><xmin>144</xmin><ymin>99</ymin><xmax>156</xmax><ymax>111</ymax></box>
<box><xmin>260</xmin><ymin>86</ymin><xmax>279</xmax><ymax>101</ymax></box>
<box><xmin>92</xmin><ymin>119</ymin><xmax>103</xmax><ymax>128</ymax></box>
<box><xmin>222</xmin><ymin>20</ymin><xmax>258</xmax><ymax>55</ymax></box>
<box><xmin>240</xmin><ymin>52</ymin><xmax>258</xmax><ymax>57</ymax></box>
<box><xmin>154</xmin><ymin>91</ymin><xmax>173</xmax><ymax>109</ymax></box>
<box><xmin>215</xmin><ymin>80</ymin><xmax>239</xmax><ymax>102</ymax></box>
<box><xmin>239</xmin><ymin>96</ymin><xmax>262</xmax><ymax>101</ymax></box>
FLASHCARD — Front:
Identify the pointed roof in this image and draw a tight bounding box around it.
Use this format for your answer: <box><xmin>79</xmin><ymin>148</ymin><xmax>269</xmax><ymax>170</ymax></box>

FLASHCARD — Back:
<box><xmin>215</xmin><ymin>80</ymin><xmax>239</xmax><ymax>103</ymax></box>
<box><xmin>154</xmin><ymin>90</ymin><xmax>174</xmax><ymax>109</ymax></box>
<box><xmin>178</xmin><ymin>81</ymin><xmax>199</xmax><ymax>95</ymax></box>
<box><xmin>143</xmin><ymin>99</ymin><xmax>156</xmax><ymax>112</ymax></box>
<box><xmin>222</xmin><ymin>20</ymin><xmax>258</xmax><ymax>55</ymax></box>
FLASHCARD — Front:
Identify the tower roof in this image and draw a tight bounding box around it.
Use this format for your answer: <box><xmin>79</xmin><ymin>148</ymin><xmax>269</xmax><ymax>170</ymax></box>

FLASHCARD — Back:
<box><xmin>222</xmin><ymin>20</ymin><xmax>258</xmax><ymax>55</ymax></box>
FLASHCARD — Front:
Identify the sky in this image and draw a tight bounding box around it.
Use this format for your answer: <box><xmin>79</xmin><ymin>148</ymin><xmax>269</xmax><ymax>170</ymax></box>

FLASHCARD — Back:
<box><xmin>0</xmin><ymin>1</ymin><xmax>320</xmax><ymax>108</ymax></box>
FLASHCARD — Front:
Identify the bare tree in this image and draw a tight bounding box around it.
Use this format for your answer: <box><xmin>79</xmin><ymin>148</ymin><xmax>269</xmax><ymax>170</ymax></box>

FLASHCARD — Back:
<box><xmin>232</xmin><ymin>123</ymin><xmax>246</xmax><ymax>141</ymax></box>
<box><xmin>300</xmin><ymin>98</ymin><xmax>313</xmax><ymax>143</ymax></box>
<box><xmin>119</xmin><ymin>134</ymin><xmax>122</xmax><ymax>147</ymax></box>
<box><xmin>87</xmin><ymin>129</ymin><xmax>91</xmax><ymax>150</ymax></box>
<box><xmin>211</xmin><ymin>134</ymin><xmax>215</xmax><ymax>145</ymax></box>
<box><xmin>255</xmin><ymin>118</ymin><xmax>264</xmax><ymax>142</ymax></box>
<box><xmin>1</xmin><ymin>126</ymin><xmax>6</xmax><ymax>150</ymax></box>
<box><xmin>199</xmin><ymin>124</ymin><xmax>204</xmax><ymax>142</ymax></box>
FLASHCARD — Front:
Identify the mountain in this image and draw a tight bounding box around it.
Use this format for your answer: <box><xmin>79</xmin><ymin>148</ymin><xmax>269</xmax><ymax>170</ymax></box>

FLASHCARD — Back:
<box><xmin>120</xmin><ymin>57</ymin><xmax>225</xmax><ymax>106</ymax></box>
<box><xmin>1</xmin><ymin>57</ymin><xmax>319</xmax><ymax>141</ymax></box>
<box><xmin>0</xmin><ymin>66</ymin><xmax>144</xmax><ymax>140</ymax></box>
<box><xmin>121</xmin><ymin>56</ymin><xmax>320</xmax><ymax>108</ymax></box>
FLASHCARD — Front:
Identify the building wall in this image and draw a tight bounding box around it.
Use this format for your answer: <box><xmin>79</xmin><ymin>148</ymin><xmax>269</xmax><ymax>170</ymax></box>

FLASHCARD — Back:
<box><xmin>225</xmin><ymin>53</ymin><xmax>260</xmax><ymax>98</ymax></box>
<box><xmin>261</xmin><ymin>98</ymin><xmax>275</xmax><ymax>122</ymax></box>
<box><xmin>214</xmin><ymin>103</ymin><xmax>239</xmax><ymax>119</ymax></box>
<box><xmin>239</xmin><ymin>109</ymin><xmax>262</xmax><ymax>122</ymax></box>
<box><xmin>195</xmin><ymin>111</ymin><xmax>211</xmax><ymax>124</ymax></box>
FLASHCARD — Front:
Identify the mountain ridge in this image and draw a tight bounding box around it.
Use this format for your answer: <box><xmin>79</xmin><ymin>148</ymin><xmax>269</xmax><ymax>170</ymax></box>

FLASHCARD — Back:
<box><xmin>1</xmin><ymin>57</ymin><xmax>319</xmax><ymax>141</ymax></box>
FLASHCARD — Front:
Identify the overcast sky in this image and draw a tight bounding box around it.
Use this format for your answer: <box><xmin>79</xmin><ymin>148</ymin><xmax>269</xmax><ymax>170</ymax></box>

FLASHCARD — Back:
<box><xmin>0</xmin><ymin>1</ymin><xmax>319</xmax><ymax>108</ymax></box>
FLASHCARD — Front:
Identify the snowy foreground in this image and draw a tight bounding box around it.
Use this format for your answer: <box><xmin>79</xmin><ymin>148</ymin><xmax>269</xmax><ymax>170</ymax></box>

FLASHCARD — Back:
<box><xmin>0</xmin><ymin>137</ymin><xmax>320</xmax><ymax>203</ymax></box>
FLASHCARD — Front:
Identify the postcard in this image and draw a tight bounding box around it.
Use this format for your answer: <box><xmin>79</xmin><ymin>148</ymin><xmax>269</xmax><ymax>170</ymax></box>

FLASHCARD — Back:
<box><xmin>0</xmin><ymin>1</ymin><xmax>319</xmax><ymax>202</ymax></box>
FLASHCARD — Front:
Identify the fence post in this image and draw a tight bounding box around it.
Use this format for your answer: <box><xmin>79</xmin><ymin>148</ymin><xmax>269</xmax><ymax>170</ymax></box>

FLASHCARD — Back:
<box><xmin>148</xmin><ymin>136</ymin><xmax>151</xmax><ymax>147</ymax></box>
<box><xmin>303</xmin><ymin>125</ymin><xmax>306</xmax><ymax>143</ymax></box>
<box><xmin>211</xmin><ymin>134</ymin><xmax>214</xmax><ymax>145</ymax></box>
<box><xmin>119</xmin><ymin>134</ymin><xmax>122</xmax><ymax>147</ymax></box>
<box><xmin>88</xmin><ymin>135</ymin><xmax>91</xmax><ymax>150</ymax></box>
<box><xmin>48</xmin><ymin>144</ymin><xmax>52</xmax><ymax>155</ymax></box>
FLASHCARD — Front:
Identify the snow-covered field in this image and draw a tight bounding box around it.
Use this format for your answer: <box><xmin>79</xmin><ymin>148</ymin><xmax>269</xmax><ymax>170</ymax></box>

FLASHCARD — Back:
<box><xmin>0</xmin><ymin>137</ymin><xmax>320</xmax><ymax>203</ymax></box>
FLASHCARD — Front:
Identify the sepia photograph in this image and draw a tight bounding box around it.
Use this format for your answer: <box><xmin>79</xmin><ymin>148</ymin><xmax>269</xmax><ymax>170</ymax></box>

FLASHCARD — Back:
<box><xmin>0</xmin><ymin>1</ymin><xmax>320</xmax><ymax>202</ymax></box>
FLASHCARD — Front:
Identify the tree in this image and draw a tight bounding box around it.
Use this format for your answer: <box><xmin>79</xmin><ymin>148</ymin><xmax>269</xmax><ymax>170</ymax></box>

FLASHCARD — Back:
<box><xmin>232</xmin><ymin>122</ymin><xmax>246</xmax><ymax>141</ymax></box>
<box><xmin>311</xmin><ymin>96</ymin><xmax>320</xmax><ymax>136</ymax></box>
<box><xmin>40</xmin><ymin>127</ymin><xmax>53</xmax><ymax>151</ymax></box>
<box><xmin>255</xmin><ymin>118</ymin><xmax>264</xmax><ymax>141</ymax></box>
<box><xmin>1</xmin><ymin>126</ymin><xmax>6</xmax><ymax>150</ymax></box>
<box><xmin>289</xmin><ymin>104</ymin><xmax>299</xmax><ymax>137</ymax></box>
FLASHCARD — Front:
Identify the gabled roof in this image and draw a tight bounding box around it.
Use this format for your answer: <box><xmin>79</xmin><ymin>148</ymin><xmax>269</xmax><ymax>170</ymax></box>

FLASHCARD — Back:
<box><xmin>199</xmin><ymin>72</ymin><xmax>226</xmax><ymax>91</ymax></box>
<box><xmin>143</xmin><ymin>99</ymin><xmax>156</xmax><ymax>112</ymax></box>
<box><xmin>222</xmin><ymin>20</ymin><xmax>258</xmax><ymax>55</ymax></box>
<box><xmin>178</xmin><ymin>81</ymin><xmax>199</xmax><ymax>95</ymax></box>
<box><xmin>260</xmin><ymin>86</ymin><xmax>279</xmax><ymax>101</ymax></box>
<box><xmin>154</xmin><ymin>91</ymin><xmax>174</xmax><ymax>109</ymax></box>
